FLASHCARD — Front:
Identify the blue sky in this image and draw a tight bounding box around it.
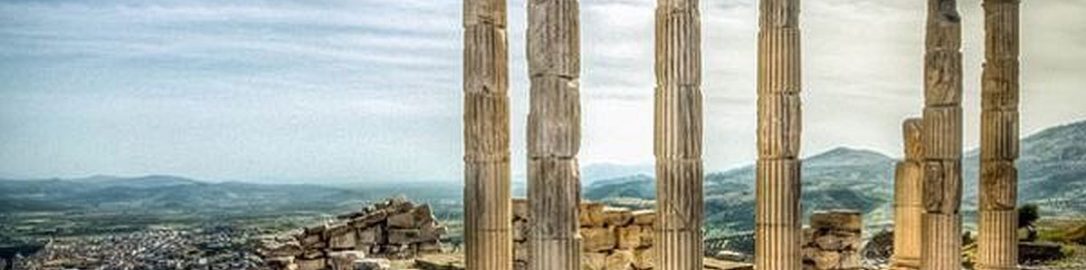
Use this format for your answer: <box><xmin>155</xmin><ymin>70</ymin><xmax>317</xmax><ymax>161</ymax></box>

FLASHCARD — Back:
<box><xmin>1</xmin><ymin>0</ymin><xmax>1084</xmax><ymax>183</ymax></box>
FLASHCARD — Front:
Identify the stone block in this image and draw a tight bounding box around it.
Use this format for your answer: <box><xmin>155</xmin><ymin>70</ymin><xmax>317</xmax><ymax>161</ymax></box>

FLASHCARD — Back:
<box><xmin>354</xmin><ymin>258</ymin><xmax>391</xmax><ymax>270</ymax></box>
<box><xmin>413</xmin><ymin>204</ymin><xmax>435</xmax><ymax>224</ymax></box>
<box><xmin>388</xmin><ymin>211</ymin><xmax>417</xmax><ymax>228</ymax></box>
<box><xmin>922</xmin><ymin>106</ymin><xmax>963</xmax><ymax>160</ymax></box>
<box><xmin>641</xmin><ymin>227</ymin><xmax>655</xmax><ymax>247</ymax></box>
<box><xmin>581</xmin><ymin>227</ymin><xmax>616</xmax><ymax>252</ymax></box>
<box><xmin>463</xmin><ymin>92</ymin><xmax>510</xmax><ymax>158</ymax></box>
<box><xmin>922</xmin><ymin>161</ymin><xmax>963</xmax><ymax>214</ymax></box>
<box><xmin>463</xmin><ymin>0</ymin><xmax>506</xmax><ymax>27</ymax></box>
<box><xmin>296</xmin><ymin>257</ymin><xmax>326</xmax><ymax>270</ymax></box>
<box><xmin>840</xmin><ymin>250</ymin><xmax>861</xmax><ymax>269</ymax></box>
<box><xmin>328</xmin><ymin>228</ymin><xmax>357</xmax><ymax>250</ymax></box>
<box><xmin>923</xmin><ymin>51</ymin><xmax>963</xmax><ymax>107</ymax></box>
<box><xmin>417</xmin><ymin>240</ymin><xmax>443</xmax><ymax>254</ymax></box>
<box><xmin>980</xmin><ymin>161</ymin><xmax>1018</xmax><ymax>211</ymax></box>
<box><xmin>513</xmin><ymin>219</ymin><xmax>528</xmax><ymax>242</ymax></box>
<box><xmin>809</xmin><ymin>210</ymin><xmax>862</xmax><ymax>232</ymax></box>
<box><xmin>388</xmin><ymin>229</ymin><xmax>423</xmax><ymax>244</ymax></box>
<box><xmin>262</xmin><ymin>241</ymin><xmax>303</xmax><ymax>258</ymax></box>
<box><xmin>357</xmin><ymin>226</ymin><xmax>383</xmax><ymax>244</ymax></box>
<box><xmin>895</xmin><ymin>161</ymin><xmax>924</xmax><ymax>207</ymax></box>
<box><xmin>755</xmin><ymin>159</ymin><xmax>802</xmax><ymax>225</ymax></box>
<box><xmin>616</xmin><ymin>225</ymin><xmax>642</xmax><ymax>250</ymax></box>
<box><xmin>514</xmin><ymin>240</ymin><xmax>529</xmax><ymax>262</ymax></box>
<box><xmin>981</xmin><ymin>59</ymin><xmax>1019</xmax><ymax>110</ymax></box>
<box><xmin>634</xmin><ymin>248</ymin><xmax>654</xmax><ymax>269</ymax></box>
<box><xmin>265</xmin><ymin>256</ymin><xmax>296</xmax><ymax>270</ymax></box>
<box><xmin>810</xmin><ymin>250</ymin><xmax>841</xmax><ymax>270</ymax></box>
<box><xmin>655</xmin><ymin>160</ymin><xmax>703</xmax><ymax>230</ymax></box>
<box><xmin>419</xmin><ymin>222</ymin><xmax>446</xmax><ymax>241</ymax></box>
<box><xmin>606</xmin><ymin>249</ymin><xmax>636</xmax><ymax>270</ymax></box>
<box><xmin>384</xmin><ymin>196</ymin><xmax>415</xmax><ymax>213</ymax></box>
<box><xmin>350</xmin><ymin>209</ymin><xmax>387</xmax><ymax>229</ymax></box>
<box><xmin>526</xmin><ymin>76</ymin><xmax>581</xmax><ymax>158</ymax></box>
<box><xmin>757</xmin><ymin>28</ymin><xmax>802</xmax><ymax>95</ymax></box>
<box><xmin>327</xmin><ymin>251</ymin><xmax>364</xmax><ymax>270</ymax></box>
<box><xmin>757</xmin><ymin>92</ymin><xmax>802</xmax><ymax>159</ymax></box>
<box><xmin>527</xmin><ymin>0</ymin><xmax>579</xmax><ymax>77</ymax></box>
<box><xmin>631</xmin><ymin>210</ymin><xmax>655</xmax><ymax>226</ymax></box>
<box><xmin>980</xmin><ymin>110</ymin><xmax>1019</xmax><ymax>160</ymax></box>
<box><xmin>513</xmin><ymin>198</ymin><xmax>530</xmax><ymax>220</ymax></box>
<box><xmin>300</xmin><ymin>233</ymin><xmax>324</xmax><ymax>249</ymax></box>
<box><xmin>414</xmin><ymin>254</ymin><xmax>467</xmax><ymax>270</ymax></box>
<box><xmin>603</xmin><ymin>207</ymin><xmax>633</xmax><ymax>227</ymax></box>
<box><xmin>654</xmin><ymin>85</ymin><xmax>704</xmax><ymax>159</ymax></box>
<box><xmin>527</xmin><ymin>158</ymin><xmax>581</xmax><ymax>239</ymax></box>
<box><xmin>301</xmin><ymin>249</ymin><xmax>324</xmax><ymax>259</ymax></box>
<box><xmin>580</xmin><ymin>202</ymin><xmax>606</xmax><ymax>227</ymax></box>
<box><xmin>581</xmin><ymin>252</ymin><xmax>607</xmax><ymax>270</ymax></box>
<box><xmin>903</xmin><ymin>118</ymin><xmax>924</xmax><ymax>160</ymax></box>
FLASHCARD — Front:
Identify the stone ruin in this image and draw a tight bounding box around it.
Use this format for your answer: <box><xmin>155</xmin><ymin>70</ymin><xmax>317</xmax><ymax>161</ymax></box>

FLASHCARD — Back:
<box><xmin>261</xmin><ymin>197</ymin><xmax>447</xmax><ymax>270</ymax></box>
<box><xmin>512</xmin><ymin>199</ymin><xmax>657</xmax><ymax>270</ymax></box>
<box><xmin>802</xmin><ymin>210</ymin><xmax>863</xmax><ymax>270</ymax></box>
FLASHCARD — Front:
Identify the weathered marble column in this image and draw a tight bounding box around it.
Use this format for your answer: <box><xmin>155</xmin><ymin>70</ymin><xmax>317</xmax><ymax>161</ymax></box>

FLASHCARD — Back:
<box><xmin>977</xmin><ymin>1</ymin><xmax>1021</xmax><ymax>270</ymax></box>
<box><xmin>654</xmin><ymin>0</ymin><xmax>703</xmax><ymax>269</ymax></box>
<box><xmin>892</xmin><ymin>119</ymin><xmax>924</xmax><ymax>270</ymax></box>
<box><xmin>526</xmin><ymin>0</ymin><xmax>581</xmax><ymax>269</ymax></box>
<box><xmin>755</xmin><ymin>0</ymin><xmax>802</xmax><ymax>269</ymax></box>
<box><xmin>920</xmin><ymin>1</ymin><xmax>964</xmax><ymax>270</ymax></box>
<box><xmin>463</xmin><ymin>1</ymin><xmax>513</xmax><ymax>269</ymax></box>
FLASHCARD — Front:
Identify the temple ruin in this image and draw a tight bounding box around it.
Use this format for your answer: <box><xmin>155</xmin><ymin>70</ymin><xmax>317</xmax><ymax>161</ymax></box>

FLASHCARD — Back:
<box><xmin>920</xmin><ymin>0</ymin><xmax>965</xmax><ymax>269</ymax></box>
<box><xmin>463</xmin><ymin>0</ymin><xmax>513</xmax><ymax>269</ymax></box>
<box><xmin>654</xmin><ymin>0</ymin><xmax>704</xmax><ymax>269</ymax></box>
<box><xmin>892</xmin><ymin>119</ymin><xmax>924</xmax><ymax>270</ymax></box>
<box><xmin>755</xmin><ymin>0</ymin><xmax>804</xmax><ymax>270</ymax></box>
<box><xmin>526</xmin><ymin>0</ymin><xmax>583</xmax><ymax>269</ymax></box>
<box><xmin>977</xmin><ymin>0</ymin><xmax>1022</xmax><ymax>270</ymax></box>
<box><xmin>457</xmin><ymin>0</ymin><xmax>1022</xmax><ymax>269</ymax></box>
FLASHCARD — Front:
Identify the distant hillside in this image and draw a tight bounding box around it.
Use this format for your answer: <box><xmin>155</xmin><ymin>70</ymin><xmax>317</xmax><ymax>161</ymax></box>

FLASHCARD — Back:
<box><xmin>0</xmin><ymin>175</ymin><xmax>367</xmax><ymax>212</ymax></box>
<box><xmin>964</xmin><ymin>120</ymin><xmax>1086</xmax><ymax>214</ymax></box>
<box><xmin>585</xmin><ymin>120</ymin><xmax>1086</xmax><ymax>233</ymax></box>
<box><xmin>584</xmin><ymin>174</ymin><xmax>654</xmax><ymax>200</ymax></box>
<box><xmin>583</xmin><ymin>146</ymin><xmax>896</xmax><ymax>233</ymax></box>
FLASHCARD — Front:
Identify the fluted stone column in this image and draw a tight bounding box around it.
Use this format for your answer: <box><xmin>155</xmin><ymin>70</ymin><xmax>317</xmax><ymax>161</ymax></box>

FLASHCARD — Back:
<box><xmin>654</xmin><ymin>0</ymin><xmax>703</xmax><ymax>269</ymax></box>
<box><xmin>977</xmin><ymin>1</ymin><xmax>1020</xmax><ymax>270</ymax></box>
<box><xmin>526</xmin><ymin>0</ymin><xmax>581</xmax><ymax>269</ymax></box>
<box><xmin>463</xmin><ymin>1</ymin><xmax>513</xmax><ymax>269</ymax></box>
<box><xmin>892</xmin><ymin>119</ymin><xmax>924</xmax><ymax>270</ymax></box>
<box><xmin>920</xmin><ymin>1</ymin><xmax>964</xmax><ymax>270</ymax></box>
<box><xmin>755</xmin><ymin>0</ymin><xmax>803</xmax><ymax>269</ymax></box>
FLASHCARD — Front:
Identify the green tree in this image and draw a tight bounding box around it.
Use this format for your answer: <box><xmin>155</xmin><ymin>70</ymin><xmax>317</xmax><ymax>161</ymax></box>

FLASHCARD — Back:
<box><xmin>1019</xmin><ymin>203</ymin><xmax>1040</xmax><ymax>242</ymax></box>
<box><xmin>1018</xmin><ymin>204</ymin><xmax>1040</xmax><ymax>228</ymax></box>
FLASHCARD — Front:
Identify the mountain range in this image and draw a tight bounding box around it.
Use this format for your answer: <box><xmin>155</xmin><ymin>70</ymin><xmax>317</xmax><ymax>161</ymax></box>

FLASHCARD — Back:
<box><xmin>1</xmin><ymin>120</ymin><xmax>1084</xmax><ymax>235</ymax></box>
<box><xmin>584</xmin><ymin>120</ymin><xmax>1086</xmax><ymax>233</ymax></box>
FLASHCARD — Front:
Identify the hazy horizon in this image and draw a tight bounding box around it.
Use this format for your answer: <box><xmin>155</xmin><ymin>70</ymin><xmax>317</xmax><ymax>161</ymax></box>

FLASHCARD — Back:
<box><xmin>2</xmin><ymin>0</ymin><xmax>1085</xmax><ymax>182</ymax></box>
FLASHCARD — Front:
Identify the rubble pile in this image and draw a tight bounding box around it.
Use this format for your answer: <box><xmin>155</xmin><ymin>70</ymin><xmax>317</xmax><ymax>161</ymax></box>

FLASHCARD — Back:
<box><xmin>512</xmin><ymin>199</ymin><xmax>658</xmax><ymax>270</ymax></box>
<box><xmin>802</xmin><ymin>210</ymin><xmax>863</xmax><ymax>270</ymax></box>
<box><xmin>262</xmin><ymin>197</ymin><xmax>446</xmax><ymax>270</ymax></box>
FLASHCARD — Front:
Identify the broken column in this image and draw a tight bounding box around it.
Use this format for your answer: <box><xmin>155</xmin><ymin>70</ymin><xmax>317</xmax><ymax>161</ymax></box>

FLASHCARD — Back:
<box><xmin>892</xmin><ymin>119</ymin><xmax>924</xmax><ymax>270</ymax></box>
<box><xmin>977</xmin><ymin>0</ymin><xmax>1021</xmax><ymax>270</ymax></box>
<box><xmin>654</xmin><ymin>0</ymin><xmax>703</xmax><ymax>269</ymax></box>
<box><xmin>463</xmin><ymin>0</ymin><xmax>513</xmax><ymax>269</ymax></box>
<box><xmin>755</xmin><ymin>0</ymin><xmax>803</xmax><ymax>269</ymax></box>
<box><xmin>920</xmin><ymin>1</ymin><xmax>964</xmax><ymax>270</ymax></box>
<box><xmin>526</xmin><ymin>0</ymin><xmax>582</xmax><ymax>269</ymax></box>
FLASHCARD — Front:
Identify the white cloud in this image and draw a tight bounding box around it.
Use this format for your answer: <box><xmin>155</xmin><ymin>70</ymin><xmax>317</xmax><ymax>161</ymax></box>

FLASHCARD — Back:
<box><xmin>0</xmin><ymin>0</ymin><xmax>1083</xmax><ymax>182</ymax></box>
